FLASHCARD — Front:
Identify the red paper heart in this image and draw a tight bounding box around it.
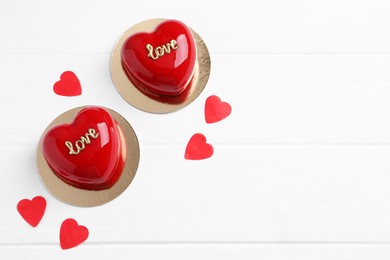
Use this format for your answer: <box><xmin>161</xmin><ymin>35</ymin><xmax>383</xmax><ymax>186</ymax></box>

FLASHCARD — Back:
<box><xmin>60</xmin><ymin>218</ymin><xmax>89</xmax><ymax>250</ymax></box>
<box><xmin>185</xmin><ymin>133</ymin><xmax>214</xmax><ymax>160</ymax></box>
<box><xmin>205</xmin><ymin>95</ymin><xmax>232</xmax><ymax>123</ymax></box>
<box><xmin>17</xmin><ymin>196</ymin><xmax>46</xmax><ymax>227</ymax></box>
<box><xmin>121</xmin><ymin>20</ymin><xmax>197</xmax><ymax>96</ymax></box>
<box><xmin>42</xmin><ymin>106</ymin><xmax>125</xmax><ymax>190</ymax></box>
<box><xmin>53</xmin><ymin>71</ymin><xmax>82</xmax><ymax>96</ymax></box>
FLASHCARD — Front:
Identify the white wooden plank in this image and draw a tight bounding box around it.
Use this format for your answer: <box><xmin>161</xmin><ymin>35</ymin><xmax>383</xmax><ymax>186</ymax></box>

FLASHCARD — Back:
<box><xmin>2</xmin><ymin>145</ymin><xmax>390</xmax><ymax>243</ymax></box>
<box><xmin>2</xmin><ymin>244</ymin><xmax>390</xmax><ymax>260</ymax></box>
<box><xmin>1</xmin><ymin>0</ymin><xmax>390</xmax><ymax>54</ymax></box>
<box><xmin>1</xmin><ymin>54</ymin><xmax>390</xmax><ymax>145</ymax></box>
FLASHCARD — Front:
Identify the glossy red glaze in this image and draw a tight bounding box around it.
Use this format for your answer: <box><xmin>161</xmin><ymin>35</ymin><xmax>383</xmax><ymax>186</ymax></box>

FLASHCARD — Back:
<box><xmin>121</xmin><ymin>19</ymin><xmax>197</xmax><ymax>96</ymax></box>
<box><xmin>42</xmin><ymin>107</ymin><xmax>125</xmax><ymax>190</ymax></box>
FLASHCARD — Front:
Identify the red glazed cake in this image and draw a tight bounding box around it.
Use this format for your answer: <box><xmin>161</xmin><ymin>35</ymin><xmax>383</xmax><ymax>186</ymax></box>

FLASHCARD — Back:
<box><xmin>120</xmin><ymin>19</ymin><xmax>197</xmax><ymax>98</ymax></box>
<box><xmin>42</xmin><ymin>106</ymin><xmax>126</xmax><ymax>190</ymax></box>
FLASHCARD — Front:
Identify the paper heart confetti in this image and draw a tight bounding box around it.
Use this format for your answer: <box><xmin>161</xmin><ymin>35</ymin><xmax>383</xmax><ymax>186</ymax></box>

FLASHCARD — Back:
<box><xmin>60</xmin><ymin>218</ymin><xmax>89</xmax><ymax>250</ymax></box>
<box><xmin>205</xmin><ymin>95</ymin><xmax>232</xmax><ymax>123</ymax></box>
<box><xmin>185</xmin><ymin>133</ymin><xmax>214</xmax><ymax>160</ymax></box>
<box><xmin>17</xmin><ymin>196</ymin><xmax>46</xmax><ymax>227</ymax></box>
<box><xmin>53</xmin><ymin>71</ymin><xmax>82</xmax><ymax>96</ymax></box>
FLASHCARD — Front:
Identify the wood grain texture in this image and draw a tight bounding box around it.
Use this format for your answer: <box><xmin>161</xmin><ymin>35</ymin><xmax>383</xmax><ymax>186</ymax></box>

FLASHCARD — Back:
<box><xmin>1</xmin><ymin>0</ymin><xmax>390</xmax><ymax>54</ymax></box>
<box><xmin>1</xmin><ymin>55</ymin><xmax>390</xmax><ymax>145</ymax></box>
<box><xmin>2</xmin><ymin>244</ymin><xmax>390</xmax><ymax>259</ymax></box>
<box><xmin>1</xmin><ymin>0</ymin><xmax>390</xmax><ymax>258</ymax></box>
<box><xmin>3</xmin><ymin>145</ymin><xmax>390</xmax><ymax>243</ymax></box>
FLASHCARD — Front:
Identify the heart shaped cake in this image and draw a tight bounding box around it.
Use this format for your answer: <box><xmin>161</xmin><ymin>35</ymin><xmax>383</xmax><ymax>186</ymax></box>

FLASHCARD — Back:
<box><xmin>42</xmin><ymin>106</ymin><xmax>125</xmax><ymax>190</ymax></box>
<box><xmin>121</xmin><ymin>19</ymin><xmax>197</xmax><ymax>97</ymax></box>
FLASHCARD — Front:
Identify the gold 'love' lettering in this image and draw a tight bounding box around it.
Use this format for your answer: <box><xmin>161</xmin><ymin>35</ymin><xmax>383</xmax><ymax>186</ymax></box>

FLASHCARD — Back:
<box><xmin>146</xmin><ymin>39</ymin><xmax>179</xmax><ymax>60</ymax></box>
<box><xmin>65</xmin><ymin>128</ymin><xmax>99</xmax><ymax>155</ymax></box>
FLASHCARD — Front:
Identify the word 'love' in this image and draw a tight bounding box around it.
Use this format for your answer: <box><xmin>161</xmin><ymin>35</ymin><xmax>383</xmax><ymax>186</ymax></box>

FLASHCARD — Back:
<box><xmin>146</xmin><ymin>39</ymin><xmax>178</xmax><ymax>60</ymax></box>
<box><xmin>65</xmin><ymin>128</ymin><xmax>99</xmax><ymax>155</ymax></box>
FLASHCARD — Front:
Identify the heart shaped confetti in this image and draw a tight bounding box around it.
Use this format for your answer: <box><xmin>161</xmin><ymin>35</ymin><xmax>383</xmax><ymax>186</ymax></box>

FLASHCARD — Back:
<box><xmin>60</xmin><ymin>218</ymin><xmax>89</xmax><ymax>250</ymax></box>
<box><xmin>205</xmin><ymin>95</ymin><xmax>232</xmax><ymax>123</ymax></box>
<box><xmin>185</xmin><ymin>133</ymin><xmax>214</xmax><ymax>160</ymax></box>
<box><xmin>53</xmin><ymin>71</ymin><xmax>82</xmax><ymax>96</ymax></box>
<box><xmin>17</xmin><ymin>196</ymin><xmax>46</xmax><ymax>227</ymax></box>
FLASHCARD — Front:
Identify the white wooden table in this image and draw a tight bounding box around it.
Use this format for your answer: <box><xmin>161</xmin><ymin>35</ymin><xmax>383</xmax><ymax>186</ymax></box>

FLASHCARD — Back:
<box><xmin>1</xmin><ymin>0</ymin><xmax>390</xmax><ymax>258</ymax></box>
